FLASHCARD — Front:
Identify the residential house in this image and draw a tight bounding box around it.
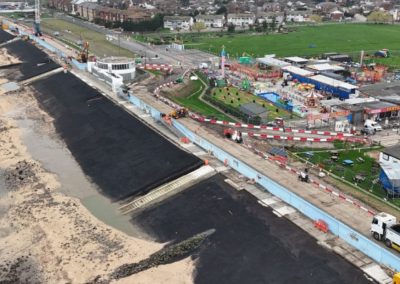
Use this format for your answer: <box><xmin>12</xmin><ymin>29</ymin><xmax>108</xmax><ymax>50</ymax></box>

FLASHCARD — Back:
<box><xmin>227</xmin><ymin>13</ymin><xmax>256</xmax><ymax>27</ymax></box>
<box><xmin>77</xmin><ymin>2</ymin><xmax>99</xmax><ymax>21</ymax></box>
<box><xmin>163</xmin><ymin>16</ymin><xmax>193</xmax><ymax>31</ymax></box>
<box><xmin>95</xmin><ymin>6</ymin><xmax>151</xmax><ymax>23</ymax></box>
<box><xmin>330</xmin><ymin>10</ymin><xmax>344</xmax><ymax>21</ymax></box>
<box><xmin>257</xmin><ymin>12</ymin><xmax>284</xmax><ymax>24</ymax></box>
<box><xmin>195</xmin><ymin>14</ymin><xmax>225</xmax><ymax>28</ymax></box>
<box><xmin>48</xmin><ymin>0</ymin><xmax>73</xmax><ymax>13</ymax></box>
<box><xmin>286</xmin><ymin>10</ymin><xmax>310</xmax><ymax>22</ymax></box>
<box><xmin>379</xmin><ymin>144</ymin><xmax>400</xmax><ymax>194</ymax></box>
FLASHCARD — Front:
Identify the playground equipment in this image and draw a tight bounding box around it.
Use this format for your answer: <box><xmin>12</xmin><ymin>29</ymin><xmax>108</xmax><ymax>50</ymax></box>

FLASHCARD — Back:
<box><xmin>241</xmin><ymin>77</ymin><xmax>250</xmax><ymax>91</ymax></box>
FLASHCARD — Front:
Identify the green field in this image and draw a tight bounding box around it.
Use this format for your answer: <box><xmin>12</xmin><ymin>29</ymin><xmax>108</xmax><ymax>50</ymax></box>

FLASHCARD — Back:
<box><xmin>211</xmin><ymin>87</ymin><xmax>290</xmax><ymax>120</ymax></box>
<box><xmin>165</xmin><ymin>75</ymin><xmax>233</xmax><ymax>121</ymax></box>
<box><xmin>297</xmin><ymin>147</ymin><xmax>400</xmax><ymax>207</ymax></box>
<box><xmin>41</xmin><ymin>18</ymin><xmax>135</xmax><ymax>58</ymax></box>
<box><xmin>184</xmin><ymin>24</ymin><xmax>400</xmax><ymax>63</ymax></box>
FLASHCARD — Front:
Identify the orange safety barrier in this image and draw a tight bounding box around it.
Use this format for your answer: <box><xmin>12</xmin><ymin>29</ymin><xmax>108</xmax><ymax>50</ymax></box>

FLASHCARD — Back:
<box><xmin>313</xmin><ymin>219</ymin><xmax>329</xmax><ymax>233</ymax></box>
<box><xmin>204</xmin><ymin>159</ymin><xmax>209</xmax><ymax>165</ymax></box>
<box><xmin>180</xmin><ymin>137</ymin><xmax>190</xmax><ymax>144</ymax></box>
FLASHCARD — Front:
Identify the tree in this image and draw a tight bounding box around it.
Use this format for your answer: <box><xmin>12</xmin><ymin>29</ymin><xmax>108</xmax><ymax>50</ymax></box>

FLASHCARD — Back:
<box><xmin>192</xmin><ymin>21</ymin><xmax>206</xmax><ymax>33</ymax></box>
<box><xmin>367</xmin><ymin>11</ymin><xmax>392</xmax><ymax>23</ymax></box>
<box><xmin>262</xmin><ymin>21</ymin><xmax>268</xmax><ymax>31</ymax></box>
<box><xmin>309</xmin><ymin>14</ymin><xmax>322</xmax><ymax>23</ymax></box>
<box><xmin>270</xmin><ymin>16</ymin><xmax>276</xmax><ymax>30</ymax></box>
<box><xmin>227</xmin><ymin>23</ymin><xmax>235</xmax><ymax>33</ymax></box>
<box><xmin>216</xmin><ymin>5</ymin><xmax>227</xmax><ymax>15</ymax></box>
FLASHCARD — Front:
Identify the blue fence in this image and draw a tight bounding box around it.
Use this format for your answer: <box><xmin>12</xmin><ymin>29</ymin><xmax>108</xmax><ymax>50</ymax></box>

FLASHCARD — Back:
<box><xmin>127</xmin><ymin>92</ymin><xmax>400</xmax><ymax>272</ymax></box>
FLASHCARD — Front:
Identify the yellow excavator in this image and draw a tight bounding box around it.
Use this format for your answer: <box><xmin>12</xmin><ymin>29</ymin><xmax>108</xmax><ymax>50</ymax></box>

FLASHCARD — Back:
<box><xmin>77</xmin><ymin>41</ymin><xmax>89</xmax><ymax>63</ymax></box>
<box><xmin>169</xmin><ymin>108</ymin><xmax>188</xmax><ymax>119</ymax></box>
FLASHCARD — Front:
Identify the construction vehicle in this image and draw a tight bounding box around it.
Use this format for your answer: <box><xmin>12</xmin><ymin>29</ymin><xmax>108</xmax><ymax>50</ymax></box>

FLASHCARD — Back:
<box><xmin>224</xmin><ymin>128</ymin><xmax>242</xmax><ymax>143</ymax></box>
<box><xmin>371</xmin><ymin>212</ymin><xmax>400</xmax><ymax>251</ymax></box>
<box><xmin>169</xmin><ymin>108</ymin><xmax>188</xmax><ymax>119</ymax></box>
<box><xmin>77</xmin><ymin>41</ymin><xmax>89</xmax><ymax>63</ymax></box>
<box><xmin>394</xmin><ymin>272</ymin><xmax>400</xmax><ymax>284</ymax></box>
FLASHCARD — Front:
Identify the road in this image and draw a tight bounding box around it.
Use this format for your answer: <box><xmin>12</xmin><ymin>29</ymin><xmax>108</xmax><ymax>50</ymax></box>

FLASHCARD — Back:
<box><xmin>52</xmin><ymin>14</ymin><xmax>217</xmax><ymax>69</ymax></box>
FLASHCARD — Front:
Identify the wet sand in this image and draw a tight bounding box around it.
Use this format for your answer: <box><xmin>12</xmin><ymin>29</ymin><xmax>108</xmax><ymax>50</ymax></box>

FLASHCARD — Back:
<box><xmin>0</xmin><ymin>86</ymin><xmax>195</xmax><ymax>283</ymax></box>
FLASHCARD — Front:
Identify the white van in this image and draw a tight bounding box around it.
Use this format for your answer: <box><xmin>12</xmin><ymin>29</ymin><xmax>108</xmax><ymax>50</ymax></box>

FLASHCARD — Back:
<box><xmin>364</xmin><ymin>119</ymin><xmax>383</xmax><ymax>132</ymax></box>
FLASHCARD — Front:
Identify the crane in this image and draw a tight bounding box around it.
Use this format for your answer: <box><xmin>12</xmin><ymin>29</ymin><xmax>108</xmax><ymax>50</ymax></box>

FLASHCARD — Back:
<box><xmin>34</xmin><ymin>0</ymin><xmax>42</xmax><ymax>36</ymax></box>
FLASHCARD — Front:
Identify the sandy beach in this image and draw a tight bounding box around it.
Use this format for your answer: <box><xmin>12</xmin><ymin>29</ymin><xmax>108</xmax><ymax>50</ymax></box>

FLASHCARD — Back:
<box><xmin>0</xmin><ymin>82</ymin><xmax>194</xmax><ymax>283</ymax></box>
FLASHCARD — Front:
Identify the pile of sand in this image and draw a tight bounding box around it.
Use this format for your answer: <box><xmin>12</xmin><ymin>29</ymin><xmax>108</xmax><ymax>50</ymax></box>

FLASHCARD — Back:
<box><xmin>0</xmin><ymin>47</ymin><xmax>20</xmax><ymax>67</ymax></box>
<box><xmin>0</xmin><ymin>87</ymin><xmax>195</xmax><ymax>283</ymax></box>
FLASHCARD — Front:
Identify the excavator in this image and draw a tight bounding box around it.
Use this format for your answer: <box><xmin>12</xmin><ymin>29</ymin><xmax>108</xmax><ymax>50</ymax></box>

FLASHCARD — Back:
<box><xmin>77</xmin><ymin>41</ymin><xmax>89</xmax><ymax>63</ymax></box>
<box><xmin>169</xmin><ymin>108</ymin><xmax>188</xmax><ymax>119</ymax></box>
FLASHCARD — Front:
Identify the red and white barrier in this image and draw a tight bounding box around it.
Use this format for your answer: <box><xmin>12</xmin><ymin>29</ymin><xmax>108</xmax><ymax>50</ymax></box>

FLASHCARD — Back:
<box><xmin>189</xmin><ymin>113</ymin><xmax>353</xmax><ymax>137</ymax></box>
<box><xmin>242</xmin><ymin>132</ymin><xmax>334</xmax><ymax>143</ymax></box>
<box><xmin>153</xmin><ymin>82</ymin><xmax>367</xmax><ymax>144</ymax></box>
<box><xmin>137</xmin><ymin>64</ymin><xmax>173</xmax><ymax>73</ymax></box>
<box><xmin>242</xmin><ymin>142</ymin><xmax>376</xmax><ymax>216</ymax></box>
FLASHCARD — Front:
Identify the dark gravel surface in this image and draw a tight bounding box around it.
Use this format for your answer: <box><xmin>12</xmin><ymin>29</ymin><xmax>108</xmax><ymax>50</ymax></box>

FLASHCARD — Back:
<box><xmin>132</xmin><ymin>174</ymin><xmax>369</xmax><ymax>284</ymax></box>
<box><xmin>32</xmin><ymin>72</ymin><xmax>203</xmax><ymax>201</ymax></box>
<box><xmin>0</xmin><ymin>29</ymin><xmax>14</xmax><ymax>43</ymax></box>
<box><xmin>3</xmin><ymin>40</ymin><xmax>59</xmax><ymax>81</ymax></box>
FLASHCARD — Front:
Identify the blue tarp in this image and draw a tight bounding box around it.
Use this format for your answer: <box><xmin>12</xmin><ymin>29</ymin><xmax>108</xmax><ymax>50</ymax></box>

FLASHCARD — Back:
<box><xmin>257</xmin><ymin>92</ymin><xmax>293</xmax><ymax>111</ymax></box>
<box><xmin>379</xmin><ymin>169</ymin><xmax>400</xmax><ymax>194</ymax></box>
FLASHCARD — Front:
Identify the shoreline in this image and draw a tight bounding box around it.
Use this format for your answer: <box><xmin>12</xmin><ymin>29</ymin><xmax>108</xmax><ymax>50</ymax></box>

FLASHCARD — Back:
<box><xmin>0</xmin><ymin>82</ymin><xmax>195</xmax><ymax>283</ymax></box>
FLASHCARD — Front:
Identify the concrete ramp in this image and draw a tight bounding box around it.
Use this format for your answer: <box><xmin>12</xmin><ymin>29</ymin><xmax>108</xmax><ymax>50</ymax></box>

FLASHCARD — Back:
<box><xmin>120</xmin><ymin>165</ymin><xmax>215</xmax><ymax>214</ymax></box>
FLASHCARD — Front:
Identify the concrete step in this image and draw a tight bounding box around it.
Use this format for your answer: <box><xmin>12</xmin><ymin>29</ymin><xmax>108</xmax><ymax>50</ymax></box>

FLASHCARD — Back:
<box><xmin>119</xmin><ymin>165</ymin><xmax>215</xmax><ymax>214</ymax></box>
<box><xmin>21</xmin><ymin>67</ymin><xmax>64</xmax><ymax>85</ymax></box>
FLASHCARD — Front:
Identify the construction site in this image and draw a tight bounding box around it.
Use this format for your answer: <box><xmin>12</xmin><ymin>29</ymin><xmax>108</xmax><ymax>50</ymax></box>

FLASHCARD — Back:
<box><xmin>1</xmin><ymin>13</ymin><xmax>400</xmax><ymax>284</ymax></box>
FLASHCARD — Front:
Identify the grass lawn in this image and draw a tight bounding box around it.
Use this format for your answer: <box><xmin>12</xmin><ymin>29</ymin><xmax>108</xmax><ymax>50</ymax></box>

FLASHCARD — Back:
<box><xmin>298</xmin><ymin>147</ymin><xmax>400</xmax><ymax>207</ymax></box>
<box><xmin>166</xmin><ymin>76</ymin><xmax>233</xmax><ymax>121</ymax></box>
<box><xmin>41</xmin><ymin>18</ymin><xmax>135</xmax><ymax>58</ymax></box>
<box><xmin>184</xmin><ymin>24</ymin><xmax>400</xmax><ymax>66</ymax></box>
<box><xmin>211</xmin><ymin>87</ymin><xmax>291</xmax><ymax>120</ymax></box>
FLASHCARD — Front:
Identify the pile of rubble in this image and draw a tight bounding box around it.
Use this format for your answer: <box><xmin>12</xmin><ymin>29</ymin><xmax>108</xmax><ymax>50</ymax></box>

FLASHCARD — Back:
<box><xmin>108</xmin><ymin>228</ymin><xmax>215</xmax><ymax>282</ymax></box>
<box><xmin>5</xmin><ymin>160</ymin><xmax>40</xmax><ymax>189</ymax></box>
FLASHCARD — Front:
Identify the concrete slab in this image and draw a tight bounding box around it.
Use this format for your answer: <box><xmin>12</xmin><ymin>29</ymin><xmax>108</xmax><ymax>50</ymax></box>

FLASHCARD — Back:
<box><xmin>362</xmin><ymin>263</ymin><xmax>392</xmax><ymax>284</ymax></box>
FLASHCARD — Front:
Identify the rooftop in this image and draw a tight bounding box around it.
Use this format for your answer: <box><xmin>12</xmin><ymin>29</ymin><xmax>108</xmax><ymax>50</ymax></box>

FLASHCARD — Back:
<box><xmin>382</xmin><ymin>144</ymin><xmax>400</xmax><ymax>161</ymax></box>
<box><xmin>310</xmin><ymin>74</ymin><xmax>358</xmax><ymax>90</ymax></box>
<box><xmin>282</xmin><ymin>65</ymin><xmax>314</xmax><ymax>77</ymax></box>
<box><xmin>239</xmin><ymin>102</ymin><xmax>267</xmax><ymax>116</ymax></box>
<box><xmin>359</xmin><ymin>101</ymin><xmax>397</xmax><ymax>110</ymax></box>
<box><xmin>307</xmin><ymin>63</ymin><xmax>345</xmax><ymax>72</ymax></box>
<box><xmin>99</xmin><ymin>57</ymin><xmax>135</xmax><ymax>64</ymax></box>
<box><xmin>284</xmin><ymin>56</ymin><xmax>308</xmax><ymax>63</ymax></box>
<box><xmin>360</xmin><ymin>81</ymin><xmax>400</xmax><ymax>98</ymax></box>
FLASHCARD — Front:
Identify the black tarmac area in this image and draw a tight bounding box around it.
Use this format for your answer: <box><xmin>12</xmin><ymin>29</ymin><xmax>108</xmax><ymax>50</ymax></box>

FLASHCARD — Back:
<box><xmin>0</xmin><ymin>29</ymin><xmax>14</xmax><ymax>43</ymax></box>
<box><xmin>133</xmin><ymin>174</ymin><xmax>369</xmax><ymax>284</ymax></box>
<box><xmin>32</xmin><ymin>72</ymin><xmax>203</xmax><ymax>201</ymax></box>
<box><xmin>4</xmin><ymin>40</ymin><xmax>59</xmax><ymax>81</ymax></box>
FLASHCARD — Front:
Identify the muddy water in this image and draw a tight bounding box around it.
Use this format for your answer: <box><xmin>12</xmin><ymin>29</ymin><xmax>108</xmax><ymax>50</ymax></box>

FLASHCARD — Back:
<box><xmin>13</xmin><ymin>114</ymin><xmax>141</xmax><ymax>237</ymax></box>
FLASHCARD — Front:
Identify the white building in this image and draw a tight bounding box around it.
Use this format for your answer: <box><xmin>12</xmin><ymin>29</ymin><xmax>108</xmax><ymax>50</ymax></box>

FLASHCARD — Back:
<box><xmin>87</xmin><ymin>57</ymin><xmax>135</xmax><ymax>91</ymax></box>
<box><xmin>195</xmin><ymin>14</ymin><xmax>225</xmax><ymax>28</ymax></box>
<box><xmin>257</xmin><ymin>12</ymin><xmax>284</xmax><ymax>24</ymax></box>
<box><xmin>380</xmin><ymin>144</ymin><xmax>400</xmax><ymax>166</ymax></box>
<box><xmin>163</xmin><ymin>16</ymin><xmax>193</xmax><ymax>31</ymax></box>
<box><xmin>227</xmin><ymin>13</ymin><xmax>256</xmax><ymax>27</ymax></box>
